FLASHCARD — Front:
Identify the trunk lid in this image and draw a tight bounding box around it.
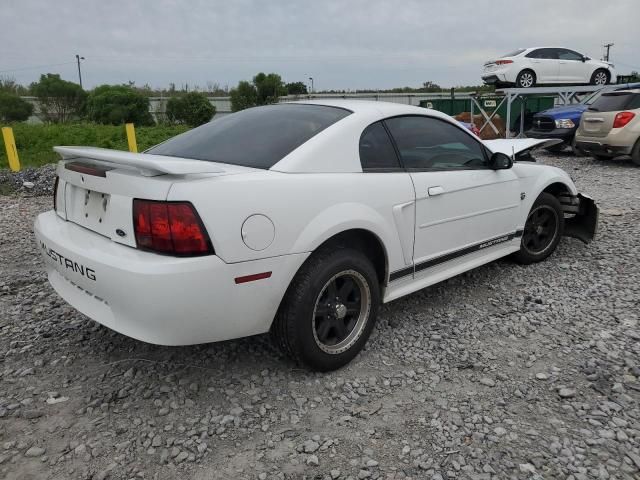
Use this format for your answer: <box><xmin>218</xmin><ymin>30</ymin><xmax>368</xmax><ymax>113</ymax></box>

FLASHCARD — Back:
<box><xmin>580</xmin><ymin>111</ymin><xmax>616</xmax><ymax>137</ymax></box>
<box><xmin>54</xmin><ymin>146</ymin><xmax>253</xmax><ymax>247</ymax></box>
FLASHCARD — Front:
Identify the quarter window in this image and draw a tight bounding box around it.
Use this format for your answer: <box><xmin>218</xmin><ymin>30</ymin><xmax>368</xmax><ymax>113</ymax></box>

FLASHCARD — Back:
<box><xmin>385</xmin><ymin>116</ymin><xmax>488</xmax><ymax>170</ymax></box>
<box><xmin>359</xmin><ymin>121</ymin><xmax>401</xmax><ymax>171</ymax></box>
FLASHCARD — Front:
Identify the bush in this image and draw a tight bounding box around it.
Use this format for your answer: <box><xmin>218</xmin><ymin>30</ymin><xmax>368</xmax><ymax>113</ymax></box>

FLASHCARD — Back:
<box><xmin>230</xmin><ymin>81</ymin><xmax>258</xmax><ymax>112</ymax></box>
<box><xmin>0</xmin><ymin>92</ymin><xmax>33</xmax><ymax>122</ymax></box>
<box><xmin>0</xmin><ymin>123</ymin><xmax>188</xmax><ymax>168</ymax></box>
<box><xmin>86</xmin><ymin>85</ymin><xmax>155</xmax><ymax>126</ymax></box>
<box><xmin>166</xmin><ymin>92</ymin><xmax>215</xmax><ymax>126</ymax></box>
<box><xmin>30</xmin><ymin>74</ymin><xmax>86</xmax><ymax>123</ymax></box>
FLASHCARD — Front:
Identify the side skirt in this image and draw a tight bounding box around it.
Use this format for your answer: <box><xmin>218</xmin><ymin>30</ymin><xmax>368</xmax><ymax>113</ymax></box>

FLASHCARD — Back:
<box><xmin>384</xmin><ymin>231</ymin><xmax>523</xmax><ymax>303</ymax></box>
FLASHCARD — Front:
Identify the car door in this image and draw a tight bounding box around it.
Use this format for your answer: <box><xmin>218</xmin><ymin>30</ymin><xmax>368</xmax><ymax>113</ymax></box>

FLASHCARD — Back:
<box><xmin>526</xmin><ymin>48</ymin><xmax>559</xmax><ymax>83</ymax></box>
<box><xmin>384</xmin><ymin>115</ymin><xmax>521</xmax><ymax>272</ymax></box>
<box><xmin>556</xmin><ymin>48</ymin><xmax>589</xmax><ymax>83</ymax></box>
<box><xmin>358</xmin><ymin>121</ymin><xmax>417</xmax><ymax>279</ymax></box>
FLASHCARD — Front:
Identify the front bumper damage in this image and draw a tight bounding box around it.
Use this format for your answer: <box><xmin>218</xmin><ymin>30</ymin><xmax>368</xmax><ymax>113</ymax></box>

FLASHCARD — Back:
<box><xmin>559</xmin><ymin>193</ymin><xmax>599</xmax><ymax>243</ymax></box>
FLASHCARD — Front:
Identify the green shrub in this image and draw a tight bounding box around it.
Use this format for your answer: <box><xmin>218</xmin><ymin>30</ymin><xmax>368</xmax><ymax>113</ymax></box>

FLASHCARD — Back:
<box><xmin>30</xmin><ymin>74</ymin><xmax>86</xmax><ymax>123</ymax></box>
<box><xmin>166</xmin><ymin>92</ymin><xmax>215</xmax><ymax>127</ymax></box>
<box><xmin>0</xmin><ymin>123</ymin><xmax>188</xmax><ymax>168</ymax></box>
<box><xmin>0</xmin><ymin>93</ymin><xmax>33</xmax><ymax>122</ymax></box>
<box><xmin>86</xmin><ymin>85</ymin><xmax>155</xmax><ymax>126</ymax></box>
<box><xmin>230</xmin><ymin>81</ymin><xmax>258</xmax><ymax>112</ymax></box>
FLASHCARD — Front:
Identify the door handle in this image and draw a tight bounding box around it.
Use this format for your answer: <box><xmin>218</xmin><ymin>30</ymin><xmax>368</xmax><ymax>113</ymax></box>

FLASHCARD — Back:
<box><xmin>428</xmin><ymin>186</ymin><xmax>445</xmax><ymax>196</ymax></box>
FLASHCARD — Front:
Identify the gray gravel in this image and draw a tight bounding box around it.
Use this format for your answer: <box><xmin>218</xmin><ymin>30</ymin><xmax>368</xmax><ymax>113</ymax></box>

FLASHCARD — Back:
<box><xmin>1</xmin><ymin>152</ymin><xmax>640</xmax><ymax>480</ymax></box>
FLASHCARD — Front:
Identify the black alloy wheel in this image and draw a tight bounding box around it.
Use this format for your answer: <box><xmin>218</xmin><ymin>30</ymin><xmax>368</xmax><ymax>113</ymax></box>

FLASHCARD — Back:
<box><xmin>313</xmin><ymin>270</ymin><xmax>370</xmax><ymax>354</ymax></box>
<box><xmin>272</xmin><ymin>247</ymin><xmax>380</xmax><ymax>371</ymax></box>
<box><xmin>512</xmin><ymin>192</ymin><xmax>564</xmax><ymax>264</ymax></box>
<box><xmin>522</xmin><ymin>205</ymin><xmax>559</xmax><ymax>256</ymax></box>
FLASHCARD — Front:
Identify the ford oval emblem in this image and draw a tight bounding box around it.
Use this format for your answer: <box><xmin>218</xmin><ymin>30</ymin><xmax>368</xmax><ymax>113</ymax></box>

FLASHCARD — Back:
<box><xmin>116</xmin><ymin>229</ymin><xmax>126</xmax><ymax>237</ymax></box>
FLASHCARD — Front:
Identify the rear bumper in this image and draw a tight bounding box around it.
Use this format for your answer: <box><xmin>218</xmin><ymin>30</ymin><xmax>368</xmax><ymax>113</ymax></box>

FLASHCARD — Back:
<box><xmin>526</xmin><ymin>128</ymin><xmax>575</xmax><ymax>142</ymax></box>
<box><xmin>575</xmin><ymin>140</ymin><xmax>632</xmax><ymax>156</ymax></box>
<box><xmin>34</xmin><ymin>211</ymin><xmax>308</xmax><ymax>345</ymax></box>
<box><xmin>482</xmin><ymin>74</ymin><xmax>509</xmax><ymax>85</ymax></box>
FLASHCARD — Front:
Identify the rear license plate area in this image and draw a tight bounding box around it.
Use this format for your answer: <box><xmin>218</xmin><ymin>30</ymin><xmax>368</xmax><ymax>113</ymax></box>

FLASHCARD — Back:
<box><xmin>66</xmin><ymin>184</ymin><xmax>111</xmax><ymax>233</ymax></box>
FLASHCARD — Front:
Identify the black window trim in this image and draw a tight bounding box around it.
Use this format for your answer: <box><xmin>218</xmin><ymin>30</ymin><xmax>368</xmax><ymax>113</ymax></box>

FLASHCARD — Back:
<box><xmin>380</xmin><ymin>114</ymin><xmax>491</xmax><ymax>173</ymax></box>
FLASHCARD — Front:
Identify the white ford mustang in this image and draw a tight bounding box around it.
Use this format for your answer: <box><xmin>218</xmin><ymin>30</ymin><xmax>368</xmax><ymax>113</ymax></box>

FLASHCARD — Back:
<box><xmin>34</xmin><ymin>100</ymin><xmax>598</xmax><ymax>371</ymax></box>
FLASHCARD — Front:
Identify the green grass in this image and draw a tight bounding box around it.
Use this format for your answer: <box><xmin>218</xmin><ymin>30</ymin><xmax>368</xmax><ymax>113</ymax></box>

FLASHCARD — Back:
<box><xmin>0</xmin><ymin>123</ymin><xmax>189</xmax><ymax>169</ymax></box>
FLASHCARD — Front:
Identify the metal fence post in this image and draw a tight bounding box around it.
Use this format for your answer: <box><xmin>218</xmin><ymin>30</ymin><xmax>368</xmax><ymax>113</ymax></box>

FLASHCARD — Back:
<box><xmin>1</xmin><ymin>127</ymin><xmax>21</xmax><ymax>172</ymax></box>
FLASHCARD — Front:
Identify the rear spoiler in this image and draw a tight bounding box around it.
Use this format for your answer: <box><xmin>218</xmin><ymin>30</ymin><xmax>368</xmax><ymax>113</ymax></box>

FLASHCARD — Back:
<box><xmin>54</xmin><ymin>146</ymin><xmax>225</xmax><ymax>175</ymax></box>
<box><xmin>483</xmin><ymin>139</ymin><xmax>563</xmax><ymax>159</ymax></box>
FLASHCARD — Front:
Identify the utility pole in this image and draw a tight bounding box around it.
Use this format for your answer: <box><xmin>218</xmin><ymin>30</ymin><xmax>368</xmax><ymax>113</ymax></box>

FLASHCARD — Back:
<box><xmin>75</xmin><ymin>54</ymin><xmax>85</xmax><ymax>89</ymax></box>
<box><xmin>602</xmin><ymin>43</ymin><xmax>614</xmax><ymax>62</ymax></box>
<box><xmin>308</xmin><ymin>77</ymin><xmax>314</xmax><ymax>94</ymax></box>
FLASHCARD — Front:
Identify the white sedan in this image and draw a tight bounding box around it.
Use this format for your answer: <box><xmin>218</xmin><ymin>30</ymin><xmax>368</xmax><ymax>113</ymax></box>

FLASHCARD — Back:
<box><xmin>34</xmin><ymin>101</ymin><xmax>598</xmax><ymax>371</ymax></box>
<box><xmin>482</xmin><ymin>47</ymin><xmax>616</xmax><ymax>88</ymax></box>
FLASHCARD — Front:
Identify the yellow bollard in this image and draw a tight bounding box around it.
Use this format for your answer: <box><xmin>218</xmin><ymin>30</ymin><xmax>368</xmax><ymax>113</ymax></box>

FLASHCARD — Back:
<box><xmin>125</xmin><ymin>123</ymin><xmax>138</xmax><ymax>153</ymax></box>
<box><xmin>2</xmin><ymin>127</ymin><xmax>21</xmax><ymax>172</ymax></box>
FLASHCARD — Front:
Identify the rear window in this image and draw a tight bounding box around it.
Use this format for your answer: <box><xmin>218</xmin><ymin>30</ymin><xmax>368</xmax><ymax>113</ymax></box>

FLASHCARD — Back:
<box><xmin>147</xmin><ymin>104</ymin><xmax>351</xmax><ymax>169</ymax></box>
<box><xmin>502</xmin><ymin>49</ymin><xmax>526</xmax><ymax>57</ymax></box>
<box><xmin>589</xmin><ymin>93</ymin><xmax>640</xmax><ymax>112</ymax></box>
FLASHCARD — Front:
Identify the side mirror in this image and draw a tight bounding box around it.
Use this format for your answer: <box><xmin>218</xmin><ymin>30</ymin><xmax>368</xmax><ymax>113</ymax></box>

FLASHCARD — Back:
<box><xmin>582</xmin><ymin>56</ymin><xmax>588</xmax><ymax>62</ymax></box>
<box><xmin>489</xmin><ymin>152</ymin><xmax>513</xmax><ymax>170</ymax></box>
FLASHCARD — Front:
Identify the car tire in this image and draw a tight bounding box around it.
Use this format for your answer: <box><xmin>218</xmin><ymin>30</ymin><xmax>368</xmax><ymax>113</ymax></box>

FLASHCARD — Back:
<box><xmin>631</xmin><ymin>138</ymin><xmax>640</xmax><ymax>166</ymax></box>
<box><xmin>512</xmin><ymin>192</ymin><xmax>564</xmax><ymax>265</ymax></box>
<box><xmin>516</xmin><ymin>70</ymin><xmax>536</xmax><ymax>88</ymax></box>
<box><xmin>272</xmin><ymin>246</ymin><xmax>380</xmax><ymax>371</ymax></box>
<box><xmin>590</xmin><ymin>69</ymin><xmax>609</xmax><ymax>86</ymax></box>
<box><xmin>570</xmin><ymin>136</ymin><xmax>582</xmax><ymax>156</ymax></box>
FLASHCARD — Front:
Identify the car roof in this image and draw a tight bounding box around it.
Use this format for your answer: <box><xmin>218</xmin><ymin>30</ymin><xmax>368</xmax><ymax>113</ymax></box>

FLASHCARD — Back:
<box><xmin>273</xmin><ymin>99</ymin><xmax>468</xmax><ymax>174</ymax></box>
<box><xmin>286</xmin><ymin>99</ymin><xmax>453</xmax><ymax>121</ymax></box>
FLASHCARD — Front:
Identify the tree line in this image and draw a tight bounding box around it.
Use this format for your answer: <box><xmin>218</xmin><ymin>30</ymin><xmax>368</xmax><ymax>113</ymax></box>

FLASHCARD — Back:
<box><xmin>0</xmin><ymin>72</ymin><xmax>500</xmax><ymax>127</ymax></box>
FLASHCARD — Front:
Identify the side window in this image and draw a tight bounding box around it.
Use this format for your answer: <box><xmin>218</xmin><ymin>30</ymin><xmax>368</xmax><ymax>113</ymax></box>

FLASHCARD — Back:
<box><xmin>385</xmin><ymin>116</ymin><xmax>488</xmax><ymax>170</ymax></box>
<box><xmin>540</xmin><ymin>48</ymin><xmax>559</xmax><ymax>60</ymax></box>
<box><xmin>557</xmin><ymin>49</ymin><xmax>583</xmax><ymax>61</ymax></box>
<box><xmin>359</xmin><ymin>121</ymin><xmax>401</xmax><ymax>171</ymax></box>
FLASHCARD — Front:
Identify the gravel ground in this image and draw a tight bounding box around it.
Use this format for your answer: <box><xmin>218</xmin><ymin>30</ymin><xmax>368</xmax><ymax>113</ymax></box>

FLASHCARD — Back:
<box><xmin>1</xmin><ymin>152</ymin><xmax>639</xmax><ymax>480</ymax></box>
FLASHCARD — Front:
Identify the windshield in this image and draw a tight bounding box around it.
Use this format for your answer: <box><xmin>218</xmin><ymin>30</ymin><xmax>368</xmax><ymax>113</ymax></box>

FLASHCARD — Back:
<box><xmin>502</xmin><ymin>49</ymin><xmax>526</xmax><ymax>58</ymax></box>
<box><xmin>147</xmin><ymin>104</ymin><xmax>351</xmax><ymax>169</ymax></box>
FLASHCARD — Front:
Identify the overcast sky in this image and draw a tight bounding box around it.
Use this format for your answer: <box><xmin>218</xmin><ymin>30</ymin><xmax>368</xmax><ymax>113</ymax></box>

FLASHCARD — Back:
<box><xmin>2</xmin><ymin>0</ymin><xmax>638</xmax><ymax>91</ymax></box>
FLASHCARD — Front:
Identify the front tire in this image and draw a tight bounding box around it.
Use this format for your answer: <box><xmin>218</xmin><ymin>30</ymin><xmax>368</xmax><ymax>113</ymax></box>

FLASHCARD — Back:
<box><xmin>590</xmin><ymin>69</ymin><xmax>609</xmax><ymax>86</ymax></box>
<box><xmin>272</xmin><ymin>247</ymin><xmax>380</xmax><ymax>371</ymax></box>
<box><xmin>516</xmin><ymin>70</ymin><xmax>536</xmax><ymax>88</ymax></box>
<box><xmin>513</xmin><ymin>193</ymin><xmax>564</xmax><ymax>264</ymax></box>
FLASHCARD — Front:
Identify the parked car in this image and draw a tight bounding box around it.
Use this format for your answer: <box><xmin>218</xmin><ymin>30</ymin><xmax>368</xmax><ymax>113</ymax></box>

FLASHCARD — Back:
<box><xmin>34</xmin><ymin>101</ymin><xmax>598</xmax><ymax>371</ymax></box>
<box><xmin>526</xmin><ymin>83</ymin><xmax>640</xmax><ymax>153</ymax></box>
<box><xmin>575</xmin><ymin>89</ymin><xmax>640</xmax><ymax>164</ymax></box>
<box><xmin>482</xmin><ymin>47</ymin><xmax>615</xmax><ymax>88</ymax></box>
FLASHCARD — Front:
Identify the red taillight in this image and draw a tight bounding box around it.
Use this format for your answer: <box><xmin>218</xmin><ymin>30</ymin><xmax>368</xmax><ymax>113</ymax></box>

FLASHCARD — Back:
<box><xmin>132</xmin><ymin>200</ymin><xmax>213</xmax><ymax>256</ymax></box>
<box><xmin>53</xmin><ymin>176</ymin><xmax>59</xmax><ymax>211</ymax></box>
<box><xmin>613</xmin><ymin>111</ymin><xmax>635</xmax><ymax>129</ymax></box>
<box><xmin>495</xmin><ymin>59</ymin><xmax>513</xmax><ymax>65</ymax></box>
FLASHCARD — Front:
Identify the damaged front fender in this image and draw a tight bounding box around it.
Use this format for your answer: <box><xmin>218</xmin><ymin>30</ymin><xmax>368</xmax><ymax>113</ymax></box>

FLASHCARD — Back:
<box><xmin>563</xmin><ymin>194</ymin><xmax>599</xmax><ymax>244</ymax></box>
